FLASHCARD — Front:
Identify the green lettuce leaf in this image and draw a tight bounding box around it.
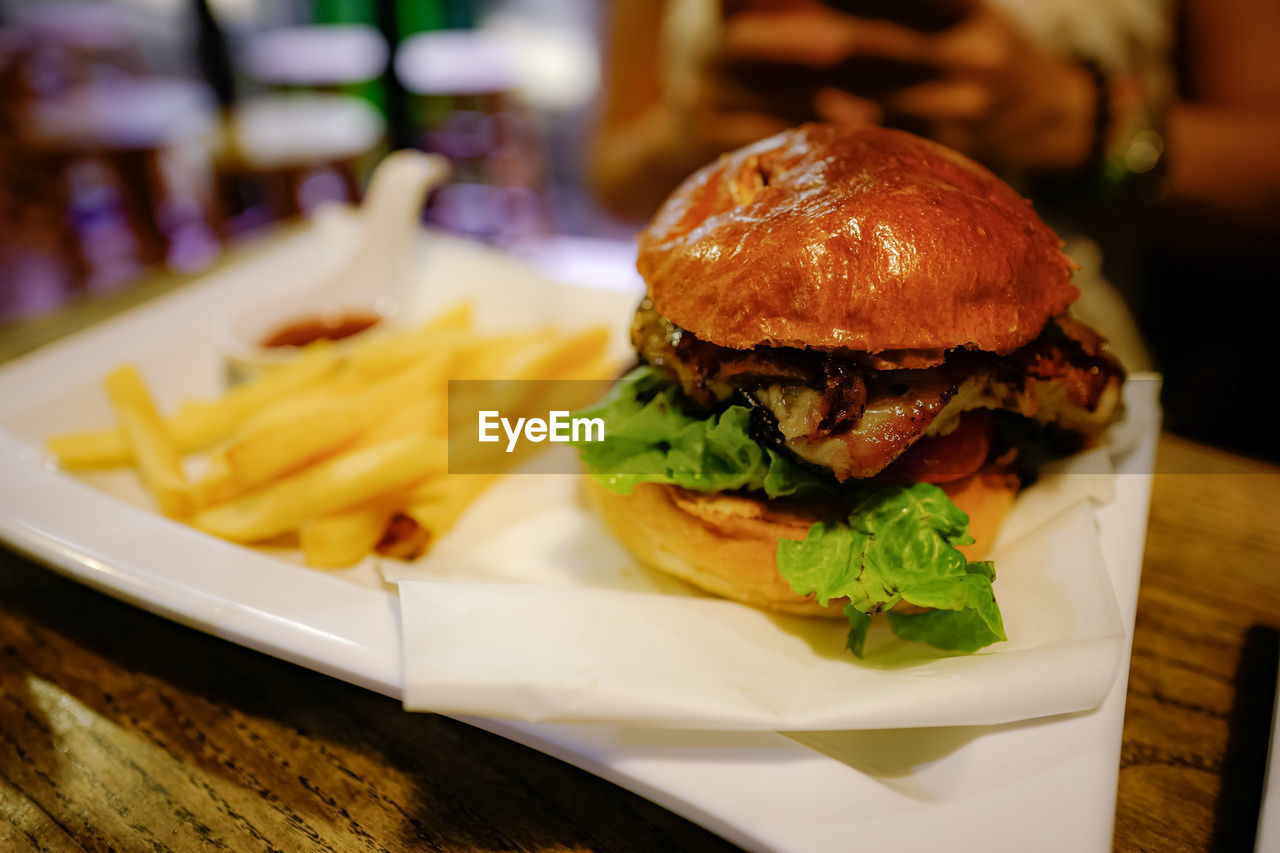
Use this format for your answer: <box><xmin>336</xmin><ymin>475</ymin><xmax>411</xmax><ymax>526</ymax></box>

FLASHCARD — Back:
<box><xmin>571</xmin><ymin>367</ymin><xmax>833</xmax><ymax>499</ymax></box>
<box><xmin>844</xmin><ymin>606</ymin><xmax>874</xmax><ymax>658</ymax></box>
<box><xmin>886</xmin><ymin>605</ymin><xmax>1005</xmax><ymax>654</ymax></box>
<box><xmin>777</xmin><ymin>484</ymin><xmax>1006</xmax><ymax>655</ymax></box>
<box><xmin>573</xmin><ymin>368</ymin><xmax>1006</xmax><ymax>656</ymax></box>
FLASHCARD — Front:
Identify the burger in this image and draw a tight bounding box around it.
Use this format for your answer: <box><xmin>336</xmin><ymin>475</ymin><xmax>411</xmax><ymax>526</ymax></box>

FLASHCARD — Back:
<box><xmin>572</xmin><ymin>124</ymin><xmax>1124</xmax><ymax>656</ymax></box>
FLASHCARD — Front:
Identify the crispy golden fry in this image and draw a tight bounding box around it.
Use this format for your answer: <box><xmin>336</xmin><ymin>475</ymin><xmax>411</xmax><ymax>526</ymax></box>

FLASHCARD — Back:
<box><xmin>50</xmin><ymin>300</ymin><xmax>618</xmax><ymax>570</ymax></box>
<box><xmin>572</xmin><ymin>352</ymin><xmax>626</xmax><ymax>382</ymax></box>
<box><xmin>228</xmin><ymin>384</ymin><xmax>344</xmax><ymax>433</ymax></box>
<box><xmin>354</xmin><ymin>396</ymin><xmax>447</xmax><ymax>447</ymax></box>
<box><xmin>374</xmin><ymin>513</ymin><xmax>431</xmax><ymax>560</ymax></box>
<box><xmin>43</xmin><ymin>428</ymin><xmax>126</xmax><ymax>470</ymax></box>
<box><xmin>170</xmin><ymin>341</ymin><xmax>340</xmax><ymax>442</ymax></box>
<box><xmin>297</xmin><ymin>468</ymin><xmax>460</xmax><ymax>568</ymax></box>
<box><xmin>48</xmin><ymin>342</ymin><xmax>337</xmax><ymax>468</ymax></box>
<box><xmin>300</xmin><ymin>502</ymin><xmax>397</xmax><ymax>568</ymax></box>
<box><xmin>192</xmin><ymin>434</ymin><xmax>447</xmax><ymax>542</ymax></box>
<box><xmin>340</xmin><ymin>329</ymin><xmax>465</xmax><ymax>384</ymax></box>
<box><xmin>193</xmin><ymin>452</ymin><xmax>235</xmax><ymax>507</ymax></box>
<box><xmin>103</xmin><ymin>366</ymin><xmax>193</xmax><ymax>518</ymax></box>
<box><xmin>404</xmin><ymin>474</ymin><xmax>498</xmax><ymax>542</ymax></box>
<box><xmin>454</xmin><ymin>330</ymin><xmax>548</xmax><ymax>380</ymax></box>
<box><xmin>342</xmin><ymin>302</ymin><xmax>472</xmax><ymax>380</ymax></box>
<box><xmin>511</xmin><ymin>325</ymin><xmax>613</xmax><ymax>381</ymax></box>
<box><xmin>223</xmin><ymin>397</ymin><xmax>371</xmax><ymax>494</ymax></box>
<box><xmin>223</xmin><ymin>357</ymin><xmax>457</xmax><ymax>494</ymax></box>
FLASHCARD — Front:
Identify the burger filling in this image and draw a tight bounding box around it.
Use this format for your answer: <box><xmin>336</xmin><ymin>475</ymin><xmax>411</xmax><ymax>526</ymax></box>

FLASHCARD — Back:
<box><xmin>632</xmin><ymin>302</ymin><xmax>1123</xmax><ymax>483</ymax></box>
<box><xmin>571</xmin><ymin>302</ymin><xmax>1125</xmax><ymax>659</ymax></box>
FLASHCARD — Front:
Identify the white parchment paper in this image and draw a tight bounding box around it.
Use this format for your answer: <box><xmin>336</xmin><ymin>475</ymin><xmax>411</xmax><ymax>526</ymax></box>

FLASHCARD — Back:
<box><xmin>391</xmin><ymin>445</ymin><xmax>1125</xmax><ymax>730</ymax></box>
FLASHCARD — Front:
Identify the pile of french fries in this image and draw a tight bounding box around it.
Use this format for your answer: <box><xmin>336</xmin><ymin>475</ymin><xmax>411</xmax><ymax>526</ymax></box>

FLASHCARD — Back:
<box><xmin>46</xmin><ymin>304</ymin><xmax>616</xmax><ymax>568</ymax></box>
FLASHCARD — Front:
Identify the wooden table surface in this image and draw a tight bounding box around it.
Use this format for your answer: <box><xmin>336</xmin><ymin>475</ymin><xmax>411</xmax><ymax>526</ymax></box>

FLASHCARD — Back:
<box><xmin>3</xmin><ymin>277</ymin><xmax>1279</xmax><ymax>851</ymax></box>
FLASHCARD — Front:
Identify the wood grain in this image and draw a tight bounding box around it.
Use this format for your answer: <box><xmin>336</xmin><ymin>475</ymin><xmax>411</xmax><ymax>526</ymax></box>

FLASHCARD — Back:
<box><xmin>3</xmin><ymin>432</ymin><xmax>1278</xmax><ymax>851</ymax></box>
<box><xmin>1115</xmin><ymin>434</ymin><xmax>1280</xmax><ymax>852</ymax></box>
<box><xmin>0</xmin><ymin>553</ymin><xmax>741</xmax><ymax>852</ymax></box>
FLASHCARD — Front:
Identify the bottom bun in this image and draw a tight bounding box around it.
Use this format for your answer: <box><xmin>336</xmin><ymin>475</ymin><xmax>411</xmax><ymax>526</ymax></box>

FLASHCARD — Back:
<box><xmin>585</xmin><ymin>473</ymin><xmax>1019</xmax><ymax>619</ymax></box>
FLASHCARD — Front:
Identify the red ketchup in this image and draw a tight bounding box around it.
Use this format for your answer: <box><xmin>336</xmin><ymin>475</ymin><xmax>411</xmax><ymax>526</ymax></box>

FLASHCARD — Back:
<box><xmin>261</xmin><ymin>313</ymin><xmax>381</xmax><ymax>348</ymax></box>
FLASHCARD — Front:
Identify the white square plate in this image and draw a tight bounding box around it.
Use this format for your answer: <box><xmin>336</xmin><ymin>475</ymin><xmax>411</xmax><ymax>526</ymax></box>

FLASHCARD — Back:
<box><xmin>0</xmin><ymin>223</ymin><xmax>1159</xmax><ymax>852</ymax></box>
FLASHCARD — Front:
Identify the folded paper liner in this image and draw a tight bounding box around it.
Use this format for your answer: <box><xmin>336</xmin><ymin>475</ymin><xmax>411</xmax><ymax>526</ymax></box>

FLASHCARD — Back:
<box><xmin>388</xmin><ymin>446</ymin><xmax>1124</xmax><ymax>730</ymax></box>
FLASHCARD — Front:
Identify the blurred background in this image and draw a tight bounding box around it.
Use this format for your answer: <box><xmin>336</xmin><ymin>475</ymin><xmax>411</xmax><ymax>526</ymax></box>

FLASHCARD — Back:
<box><xmin>0</xmin><ymin>0</ymin><xmax>635</xmax><ymax>314</ymax></box>
<box><xmin>1</xmin><ymin>0</ymin><xmax>1277</xmax><ymax>461</ymax></box>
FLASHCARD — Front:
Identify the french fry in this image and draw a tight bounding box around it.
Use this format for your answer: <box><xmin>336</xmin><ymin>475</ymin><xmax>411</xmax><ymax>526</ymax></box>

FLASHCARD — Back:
<box><xmin>43</xmin><ymin>428</ymin><xmax>127</xmax><ymax>470</ymax></box>
<box><xmin>222</xmin><ymin>357</ymin><xmax>456</xmax><ymax>494</ymax></box>
<box><xmin>223</xmin><ymin>397</ymin><xmax>372</xmax><ymax>494</ymax></box>
<box><xmin>342</xmin><ymin>302</ymin><xmax>473</xmax><ymax>380</ymax></box>
<box><xmin>404</xmin><ymin>474</ymin><xmax>498</xmax><ymax>542</ymax></box>
<box><xmin>170</xmin><ymin>340</ymin><xmax>340</xmax><ymax>441</ymax></box>
<box><xmin>103</xmin><ymin>366</ymin><xmax>193</xmax><ymax>517</ymax></box>
<box><xmin>571</xmin><ymin>352</ymin><xmax>626</xmax><ymax>382</ymax></box>
<box><xmin>191</xmin><ymin>434</ymin><xmax>447</xmax><ymax>542</ymax></box>
<box><xmin>50</xmin><ymin>301</ymin><xmax>611</xmax><ymax>569</ymax></box>
<box><xmin>510</xmin><ymin>325</ymin><xmax>613</xmax><ymax>381</ymax></box>
<box><xmin>300</xmin><ymin>478</ymin><xmax>434</xmax><ymax>568</ymax></box>
<box><xmin>454</xmin><ymin>330</ymin><xmax>547</xmax><ymax>379</ymax></box>
<box><xmin>339</xmin><ymin>328</ymin><xmax>465</xmax><ymax>384</ymax></box>
<box><xmin>300</xmin><ymin>502</ymin><xmax>398</xmax><ymax>568</ymax></box>
<box><xmin>373</xmin><ymin>513</ymin><xmax>431</xmax><ymax>560</ymax></box>
<box><xmin>229</xmin><ymin>383</ymin><xmax>347</xmax><ymax>433</ymax></box>
<box><xmin>424</xmin><ymin>300</ymin><xmax>473</xmax><ymax>331</ymax></box>
<box><xmin>48</xmin><ymin>342</ymin><xmax>337</xmax><ymax>468</ymax></box>
<box><xmin>354</xmin><ymin>396</ymin><xmax>446</xmax><ymax>447</ymax></box>
<box><xmin>302</xmin><ymin>474</ymin><xmax>500</xmax><ymax>570</ymax></box>
<box><xmin>193</xmin><ymin>451</ymin><xmax>236</xmax><ymax>507</ymax></box>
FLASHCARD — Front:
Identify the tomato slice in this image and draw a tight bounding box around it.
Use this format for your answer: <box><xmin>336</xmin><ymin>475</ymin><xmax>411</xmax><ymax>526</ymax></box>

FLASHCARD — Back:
<box><xmin>878</xmin><ymin>410</ymin><xmax>994</xmax><ymax>484</ymax></box>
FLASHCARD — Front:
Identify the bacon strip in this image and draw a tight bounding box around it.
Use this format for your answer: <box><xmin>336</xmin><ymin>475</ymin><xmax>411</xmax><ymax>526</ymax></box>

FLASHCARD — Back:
<box><xmin>632</xmin><ymin>303</ymin><xmax>1124</xmax><ymax>481</ymax></box>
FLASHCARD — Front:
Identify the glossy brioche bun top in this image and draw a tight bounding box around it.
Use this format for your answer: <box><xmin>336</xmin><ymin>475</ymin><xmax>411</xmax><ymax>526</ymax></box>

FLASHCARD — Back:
<box><xmin>637</xmin><ymin>124</ymin><xmax>1079</xmax><ymax>356</ymax></box>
